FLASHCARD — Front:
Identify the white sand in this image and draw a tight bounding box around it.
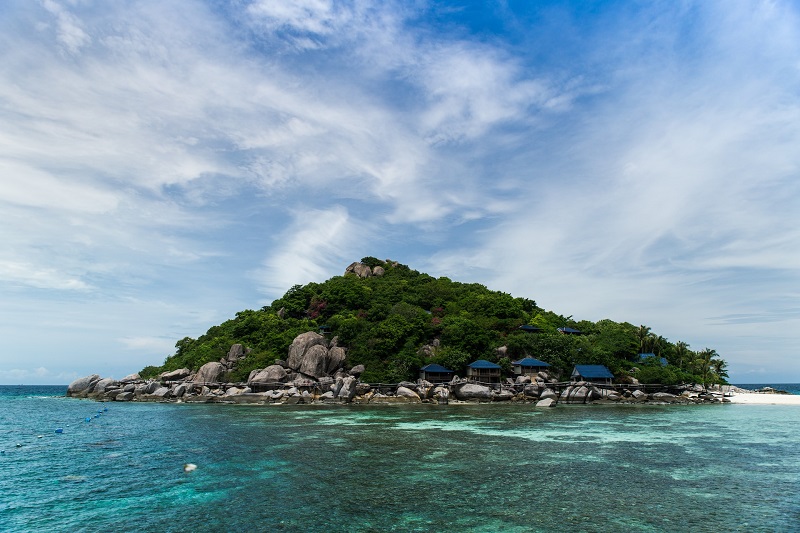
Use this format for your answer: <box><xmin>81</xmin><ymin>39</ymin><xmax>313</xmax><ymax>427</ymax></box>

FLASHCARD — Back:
<box><xmin>726</xmin><ymin>392</ymin><xmax>800</xmax><ymax>405</ymax></box>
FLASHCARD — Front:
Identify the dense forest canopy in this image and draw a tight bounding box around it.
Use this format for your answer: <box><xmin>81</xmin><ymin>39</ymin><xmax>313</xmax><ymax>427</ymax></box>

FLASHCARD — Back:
<box><xmin>141</xmin><ymin>258</ymin><xmax>728</xmax><ymax>386</ymax></box>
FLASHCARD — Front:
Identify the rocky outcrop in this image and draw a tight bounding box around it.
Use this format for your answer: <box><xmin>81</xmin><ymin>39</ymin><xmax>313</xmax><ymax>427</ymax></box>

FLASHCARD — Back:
<box><xmin>67</xmin><ymin>375</ymin><xmax>101</xmax><ymax>397</ymax></box>
<box><xmin>345</xmin><ymin>262</ymin><xmax>373</xmax><ymax>278</ymax></box>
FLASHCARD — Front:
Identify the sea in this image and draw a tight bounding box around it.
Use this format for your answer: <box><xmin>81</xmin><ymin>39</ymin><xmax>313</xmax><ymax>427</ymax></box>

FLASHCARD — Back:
<box><xmin>1</xmin><ymin>385</ymin><xmax>798</xmax><ymax>532</ymax></box>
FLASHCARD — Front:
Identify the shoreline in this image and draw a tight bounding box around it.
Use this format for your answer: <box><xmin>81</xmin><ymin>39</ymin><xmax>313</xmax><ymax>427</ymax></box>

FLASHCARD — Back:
<box><xmin>726</xmin><ymin>392</ymin><xmax>800</xmax><ymax>405</ymax></box>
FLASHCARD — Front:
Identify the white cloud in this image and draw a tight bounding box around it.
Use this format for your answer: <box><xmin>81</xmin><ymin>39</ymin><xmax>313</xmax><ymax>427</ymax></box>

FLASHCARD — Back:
<box><xmin>255</xmin><ymin>205</ymin><xmax>371</xmax><ymax>299</ymax></box>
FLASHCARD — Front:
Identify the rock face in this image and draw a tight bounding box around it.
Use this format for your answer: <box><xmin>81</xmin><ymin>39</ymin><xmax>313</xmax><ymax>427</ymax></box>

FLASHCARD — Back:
<box><xmin>193</xmin><ymin>362</ymin><xmax>225</xmax><ymax>383</ymax></box>
<box><xmin>67</xmin><ymin>375</ymin><xmax>101</xmax><ymax>397</ymax></box>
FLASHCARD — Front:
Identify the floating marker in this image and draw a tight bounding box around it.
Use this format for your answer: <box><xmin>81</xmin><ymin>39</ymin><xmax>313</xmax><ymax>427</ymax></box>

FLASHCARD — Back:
<box><xmin>103</xmin><ymin>407</ymin><xmax>108</xmax><ymax>412</ymax></box>
<box><xmin>37</xmin><ymin>435</ymin><xmax>43</xmax><ymax>439</ymax></box>
<box><xmin>16</xmin><ymin>443</ymin><xmax>22</xmax><ymax>448</ymax></box>
<box><xmin>183</xmin><ymin>463</ymin><xmax>197</xmax><ymax>473</ymax></box>
<box><xmin>94</xmin><ymin>414</ymin><xmax>100</xmax><ymax>418</ymax></box>
<box><xmin>85</xmin><ymin>417</ymin><xmax>91</xmax><ymax>422</ymax></box>
<box><xmin>55</xmin><ymin>428</ymin><xmax>63</xmax><ymax>434</ymax></box>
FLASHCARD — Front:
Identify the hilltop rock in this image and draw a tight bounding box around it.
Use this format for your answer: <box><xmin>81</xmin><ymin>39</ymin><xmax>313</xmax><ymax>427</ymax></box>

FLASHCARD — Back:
<box><xmin>345</xmin><ymin>262</ymin><xmax>372</xmax><ymax>278</ymax></box>
<box><xmin>119</xmin><ymin>373</ymin><xmax>140</xmax><ymax>383</ymax></box>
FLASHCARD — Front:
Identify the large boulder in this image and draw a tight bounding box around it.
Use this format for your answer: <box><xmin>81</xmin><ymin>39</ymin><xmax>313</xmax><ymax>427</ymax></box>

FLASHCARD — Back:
<box><xmin>396</xmin><ymin>386</ymin><xmax>421</xmax><ymax>402</ymax></box>
<box><xmin>67</xmin><ymin>374</ymin><xmax>101</xmax><ymax>397</ymax></box>
<box><xmin>226</xmin><ymin>344</ymin><xmax>246</xmax><ymax>362</ymax></box>
<box><xmin>287</xmin><ymin>332</ymin><xmax>328</xmax><ymax>371</ymax></box>
<box><xmin>336</xmin><ymin>376</ymin><xmax>358</xmax><ymax>402</ymax></box>
<box><xmin>193</xmin><ymin>362</ymin><xmax>225</xmax><ymax>384</ymax></box>
<box><xmin>91</xmin><ymin>377</ymin><xmax>118</xmax><ymax>396</ymax></box>
<box><xmin>539</xmin><ymin>388</ymin><xmax>558</xmax><ymax>401</ymax></box>
<box><xmin>536</xmin><ymin>398</ymin><xmax>556</xmax><ymax>407</ymax></box>
<box><xmin>298</xmin><ymin>344</ymin><xmax>331</xmax><ymax>378</ymax></box>
<box><xmin>561</xmin><ymin>385</ymin><xmax>589</xmax><ymax>404</ymax></box>
<box><xmin>327</xmin><ymin>347</ymin><xmax>347</xmax><ymax>374</ymax></box>
<box><xmin>150</xmin><ymin>387</ymin><xmax>171</xmax><ymax>399</ymax></box>
<box><xmin>119</xmin><ymin>373</ymin><xmax>140</xmax><ymax>383</ymax></box>
<box><xmin>345</xmin><ymin>262</ymin><xmax>372</xmax><ymax>278</ymax></box>
<box><xmin>159</xmin><ymin>368</ymin><xmax>191</xmax><ymax>382</ymax></box>
<box><xmin>248</xmin><ymin>365</ymin><xmax>288</xmax><ymax>386</ymax></box>
<box><xmin>454</xmin><ymin>383</ymin><xmax>493</xmax><ymax>401</ymax></box>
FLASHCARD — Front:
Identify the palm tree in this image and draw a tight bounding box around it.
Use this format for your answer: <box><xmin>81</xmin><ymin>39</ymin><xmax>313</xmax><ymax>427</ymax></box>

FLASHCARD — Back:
<box><xmin>696</xmin><ymin>348</ymin><xmax>718</xmax><ymax>387</ymax></box>
<box><xmin>673</xmin><ymin>341</ymin><xmax>691</xmax><ymax>370</ymax></box>
<box><xmin>710</xmin><ymin>358</ymin><xmax>728</xmax><ymax>381</ymax></box>
<box><xmin>636</xmin><ymin>325</ymin><xmax>652</xmax><ymax>354</ymax></box>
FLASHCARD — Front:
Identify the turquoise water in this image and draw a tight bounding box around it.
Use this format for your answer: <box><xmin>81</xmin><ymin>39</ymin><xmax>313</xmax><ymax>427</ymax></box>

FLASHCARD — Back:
<box><xmin>1</xmin><ymin>386</ymin><xmax>799</xmax><ymax>532</ymax></box>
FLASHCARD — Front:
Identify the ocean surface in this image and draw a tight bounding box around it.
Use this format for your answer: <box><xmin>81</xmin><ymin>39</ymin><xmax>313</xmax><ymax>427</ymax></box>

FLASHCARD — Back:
<box><xmin>1</xmin><ymin>385</ymin><xmax>799</xmax><ymax>532</ymax></box>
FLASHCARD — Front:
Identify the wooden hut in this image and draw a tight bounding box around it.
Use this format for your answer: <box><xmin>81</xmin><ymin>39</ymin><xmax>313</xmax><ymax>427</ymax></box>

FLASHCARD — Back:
<box><xmin>571</xmin><ymin>365</ymin><xmax>613</xmax><ymax>385</ymax></box>
<box><xmin>512</xmin><ymin>357</ymin><xmax>550</xmax><ymax>377</ymax></box>
<box><xmin>467</xmin><ymin>359</ymin><xmax>502</xmax><ymax>383</ymax></box>
<box><xmin>419</xmin><ymin>363</ymin><xmax>454</xmax><ymax>383</ymax></box>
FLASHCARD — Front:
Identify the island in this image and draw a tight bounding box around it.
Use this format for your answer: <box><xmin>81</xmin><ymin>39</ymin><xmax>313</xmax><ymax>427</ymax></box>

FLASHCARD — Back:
<box><xmin>68</xmin><ymin>258</ymin><xmax>735</xmax><ymax>406</ymax></box>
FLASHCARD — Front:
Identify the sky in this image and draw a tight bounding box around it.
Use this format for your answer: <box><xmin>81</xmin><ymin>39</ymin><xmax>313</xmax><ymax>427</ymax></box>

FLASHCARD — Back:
<box><xmin>1</xmin><ymin>0</ymin><xmax>798</xmax><ymax>384</ymax></box>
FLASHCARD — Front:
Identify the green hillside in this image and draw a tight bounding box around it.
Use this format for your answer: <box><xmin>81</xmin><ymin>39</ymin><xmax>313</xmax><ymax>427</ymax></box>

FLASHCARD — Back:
<box><xmin>140</xmin><ymin>258</ymin><xmax>728</xmax><ymax>386</ymax></box>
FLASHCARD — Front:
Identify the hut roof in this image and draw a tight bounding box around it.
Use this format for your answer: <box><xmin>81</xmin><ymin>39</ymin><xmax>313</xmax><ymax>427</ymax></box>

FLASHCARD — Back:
<box><xmin>512</xmin><ymin>357</ymin><xmax>550</xmax><ymax>367</ymax></box>
<box><xmin>468</xmin><ymin>359</ymin><xmax>501</xmax><ymax>369</ymax></box>
<box><xmin>518</xmin><ymin>325</ymin><xmax>543</xmax><ymax>333</ymax></box>
<box><xmin>558</xmin><ymin>327</ymin><xmax>583</xmax><ymax>335</ymax></box>
<box><xmin>573</xmin><ymin>365</ymin><xmax>614</xmax><ymax>379</ymax></box>
<box><xmin>420</xmin><ymin>363</ymin><xmax>454</xmax><ymax>373</ymax></box>
<box><xmin>637</xmin><ymin>353</ymin><xmax>668</xmax><ymax>366</ymax></box>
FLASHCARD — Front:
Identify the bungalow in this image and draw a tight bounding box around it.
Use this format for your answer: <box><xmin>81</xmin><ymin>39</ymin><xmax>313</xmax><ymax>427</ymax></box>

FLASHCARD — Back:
<box><xmin>558</xmin><ymin>327</ymin><xmax>584</xmax><ymax>335</ymax></box>
<box><xmin>637</xmin><ymin>353</ymin><xmax>668</xmax><ymax>366</ymax></box>
<box><xmin>419</xmin><ymin>363</ymin><xmax>455</xmax><ymax>384</ymax></box>
<box><xmin>518</xmin><ymin>325</ymin><xmax>543</xmax><ymax>333</ymax></box>
<box><xmin>512</xmin><ymin>357</ymin><xmax>550</xmax><ymax>377</ymax></box>
<box><xmin>467</xmin><ymin>359</ymin><xmax>502</xmax><ymax>383</ymax></box>
<box><xmin>571</xmin><ymin>364</ymin><xmax>614</xmax><ymax>385</ymax></box>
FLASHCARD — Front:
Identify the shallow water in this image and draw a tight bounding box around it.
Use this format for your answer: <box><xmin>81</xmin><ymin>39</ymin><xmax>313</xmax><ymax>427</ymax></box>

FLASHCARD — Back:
<box><xmin>1</xmin><ymin>386</ymin><xmax>799</xmax><ymax>532</ymax></box>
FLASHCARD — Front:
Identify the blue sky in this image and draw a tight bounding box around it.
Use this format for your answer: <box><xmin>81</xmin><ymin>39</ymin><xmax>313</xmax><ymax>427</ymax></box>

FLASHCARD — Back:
<box><xmin>1</xmin><ymin>0</ymin><xmax>798</xmax><ymax>384</ymax></box>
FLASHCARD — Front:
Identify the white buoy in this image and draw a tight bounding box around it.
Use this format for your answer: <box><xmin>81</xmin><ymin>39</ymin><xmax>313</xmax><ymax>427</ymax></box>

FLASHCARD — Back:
<box><xmin>183</xmin><ymin>463</ymin><xmax>197</xmax><ymax>472</ymax></box>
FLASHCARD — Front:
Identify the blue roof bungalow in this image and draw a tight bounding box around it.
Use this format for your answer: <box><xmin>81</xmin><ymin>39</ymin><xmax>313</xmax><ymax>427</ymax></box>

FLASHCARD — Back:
<box><xmin>637</xmin><ymin>353</ymin><xmax>668</xmax><ymax>366</ymax></box>
<box><xmin>419</xmin><ymin>363</ymin><xmax>455</xmax><ymax>384</ymax></box>
<box><xmin>467</xmin><ymin>359</ymin><xmax>502</xmax><ymax>383</ymax></box>
<box><xmin>571</xmin><ymin>365</ymin><xmax>614</xmax><ymax>385</ymax></box>
<box><xmin>557</xmin><ymin>327</ymin><xmax>584</xmax><ymax>335</ymax></box>
<box><xmin>518</xmin><ymin>325</ymin><xmax>543</xmax><ymax>333</ymax></box>
<box><xmin>512</xmin><ymin>357</ymin><xmax>550</xmax><ymax>377</ymax></box>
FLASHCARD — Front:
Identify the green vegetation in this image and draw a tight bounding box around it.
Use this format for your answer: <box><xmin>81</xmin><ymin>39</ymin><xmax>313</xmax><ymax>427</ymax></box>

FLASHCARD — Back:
<box><xmin>141</xmin><ymin>258</ymin><xmax>729</xmax><ymax>385</ymax></box>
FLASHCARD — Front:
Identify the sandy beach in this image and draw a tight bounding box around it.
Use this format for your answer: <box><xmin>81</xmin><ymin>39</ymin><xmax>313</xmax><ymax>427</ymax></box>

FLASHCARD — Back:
<box><xmin>727</xmin><ymin>392</ymin><xmax>800</xmax><ymax>405</ymax></box>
